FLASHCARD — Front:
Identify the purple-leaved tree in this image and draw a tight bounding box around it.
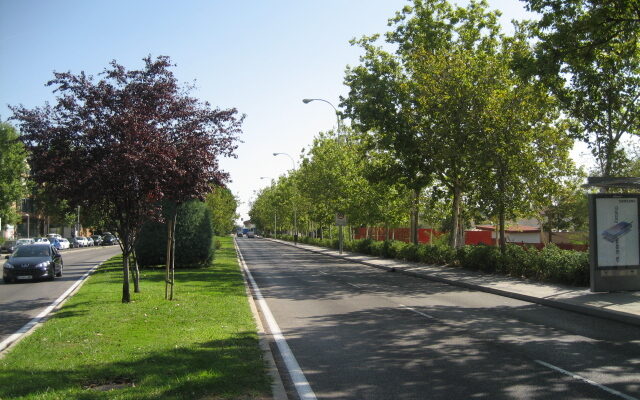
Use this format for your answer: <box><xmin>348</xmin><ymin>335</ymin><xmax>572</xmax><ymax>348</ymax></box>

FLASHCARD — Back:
<box><xmin>11</xmin><ymin>56</ymin><xmax>242</xmax><ymax>302</ymax></box>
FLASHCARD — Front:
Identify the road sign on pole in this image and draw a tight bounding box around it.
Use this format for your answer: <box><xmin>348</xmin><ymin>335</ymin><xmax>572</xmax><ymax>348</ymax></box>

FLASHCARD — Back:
<box><xmin>335</xmin><ymin>213</ymin><xmax>347</xmax><ymax>226</ymax></box>
<box><xmin>335</xmin><ymin>213</ymin><xmax>347</xmax><ymax>254</ymax></box>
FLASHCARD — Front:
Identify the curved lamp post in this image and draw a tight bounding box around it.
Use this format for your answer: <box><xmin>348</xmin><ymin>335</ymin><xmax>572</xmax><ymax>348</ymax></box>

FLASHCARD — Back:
<box><xmin>273</xmin><ymin>152</ymin><xmax>298</xmax><ymax>244</ymax></box>
<box><xmin>302</xmin><ymin>98</ymin><xmax>342</xmax><ymax>132</ymax></box>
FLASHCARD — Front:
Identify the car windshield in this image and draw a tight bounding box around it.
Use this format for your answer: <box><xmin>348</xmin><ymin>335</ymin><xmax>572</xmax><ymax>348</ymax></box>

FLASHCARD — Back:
<box><xmin>16</xmin><ymin>239</ymin><xmax>31</xmax><ymax>245</ymax></box>
<box><xmin>14</xmin><ymin>245</ymin><xmax>50</xmax><ymax>257</ymax></box>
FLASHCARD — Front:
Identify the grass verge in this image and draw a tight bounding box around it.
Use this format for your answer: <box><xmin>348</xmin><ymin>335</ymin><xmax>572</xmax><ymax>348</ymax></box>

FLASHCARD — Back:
<box><xmin>0</xmin><ymin>236</ymin><xmax>271</xmax><ymax>400</ymax></box>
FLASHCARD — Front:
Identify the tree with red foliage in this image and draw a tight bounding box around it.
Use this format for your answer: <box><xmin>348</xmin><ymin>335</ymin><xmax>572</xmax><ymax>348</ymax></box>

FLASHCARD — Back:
<box><xmin>11</xmin><ymin>56</ymin><xmax>242</xmax><ymax>302</ymax></box>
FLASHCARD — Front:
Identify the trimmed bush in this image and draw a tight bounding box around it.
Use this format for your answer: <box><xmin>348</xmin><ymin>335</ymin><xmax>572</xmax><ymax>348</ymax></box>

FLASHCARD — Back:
<box><xmin>135</xmin><ymin>200</ymin><xmax>215</xmax><ymax>268</ymax></box>
<box><xmin>277</xmin><ymin>234</ymin><xmax>589</xmax><ymax>286</ymax></box>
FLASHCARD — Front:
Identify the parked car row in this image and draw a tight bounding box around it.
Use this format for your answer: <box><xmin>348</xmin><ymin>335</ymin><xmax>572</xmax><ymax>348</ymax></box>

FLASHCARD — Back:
<box><xmin>1</xmin><ymin>233</ymin><xmax>119</xmax><ymax>253</ymax></box>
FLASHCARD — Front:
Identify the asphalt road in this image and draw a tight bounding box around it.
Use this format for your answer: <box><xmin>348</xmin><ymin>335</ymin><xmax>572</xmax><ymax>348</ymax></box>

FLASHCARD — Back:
<box><xmin>237</xmin><ymin>237</ymin><xmax>640</xmax><ymax>400</ymax></box>
<box><xmin>0</xmin><ymin>245</ymin><xmax>121</xmax><ymax>345</ymax></box>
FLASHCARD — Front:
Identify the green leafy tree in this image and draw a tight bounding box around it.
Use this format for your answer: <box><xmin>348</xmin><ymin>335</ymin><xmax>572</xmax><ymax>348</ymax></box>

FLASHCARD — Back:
<box><xmin>342</xmin><ymin>35</ymin><xmax>433</xmax><ymax>244</ymax></box>
<box><xmin>540</xmin><ymin>173</ymin><xmax>590</xmax><ymax>241</ymax></box>
<box><xmin>398</xmin><ymin>0</ymin><xmax>505</xmax><ymax>248</ymax></box>
<box><xmin>522</xmin><ymin>0</ymin><xmax>640</xmax><ymax>177</ymax></box>
<box><xmin>205</xmin><ymin>185</ymin><xmax>239</xmax><ymax>235</ymax></box>
<box><xmin>0</xmin><ymin>123</ymin><xmax>29</xmax><ymax>229</ymax></box>
<box><xmin>468</xmin><ymin>33</ymin><xmax>575</xmax><ymax>251</ymax></box>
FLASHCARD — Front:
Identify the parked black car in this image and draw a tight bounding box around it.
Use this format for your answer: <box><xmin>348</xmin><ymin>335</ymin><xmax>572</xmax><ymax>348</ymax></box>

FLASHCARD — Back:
<box><xmin>3</xmin><ymin>244</ymin><xmax>63</xmax><ymax>283</ymax></box>
<box><xmin>102</xmin><ymin>234</ymin><xmax>117</xmax><ymax>246</ymax></box>
<box><xmin>91</xmin><ymin>235</ymin><xmax>103</xmax><ymax>246</ymax></box>
<box><xmin>1</xmin><ymin>240</ymin><xmax>17</xmax><ymax>254</ymax></box>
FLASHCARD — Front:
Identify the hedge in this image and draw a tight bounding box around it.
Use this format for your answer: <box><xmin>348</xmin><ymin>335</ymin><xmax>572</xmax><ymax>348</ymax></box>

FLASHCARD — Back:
<box><xmin>273</xmin><ymin>234</ymin><xmax>589</xmax><ymax>286</ymax></box>
<box><xmin>135</xmin><ymin>200</ymin><xmax>215</xmax><ymax>268</ymax></box>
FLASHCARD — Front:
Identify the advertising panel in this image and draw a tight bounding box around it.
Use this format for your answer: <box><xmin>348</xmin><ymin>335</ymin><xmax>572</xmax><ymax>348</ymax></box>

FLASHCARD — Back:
<box><xmin>595</xmin><ymin>197</ymin><xmax>640</xmax><ymax>268</ymax></box>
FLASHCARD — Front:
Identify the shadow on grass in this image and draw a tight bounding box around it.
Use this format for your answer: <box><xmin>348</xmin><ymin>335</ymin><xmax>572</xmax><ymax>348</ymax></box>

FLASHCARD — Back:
<box><xmin>0</xmin><ymin>333</ymin><xmax>270</xmax><ymax>400</ymax></box>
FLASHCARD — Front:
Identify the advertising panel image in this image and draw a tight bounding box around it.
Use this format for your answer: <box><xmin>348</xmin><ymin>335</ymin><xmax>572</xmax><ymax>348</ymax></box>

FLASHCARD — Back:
<box><xmin>595</xmin><ymin>197</ymin><xmax>640</xmax><ymax>268</ymax></box>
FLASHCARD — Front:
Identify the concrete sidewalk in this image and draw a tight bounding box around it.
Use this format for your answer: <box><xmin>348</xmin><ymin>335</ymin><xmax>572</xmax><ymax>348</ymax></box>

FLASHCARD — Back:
<box><xmin>270</xmin><ymin>238</ymin><xmax>640</xmax><ymax>327</ymax></box>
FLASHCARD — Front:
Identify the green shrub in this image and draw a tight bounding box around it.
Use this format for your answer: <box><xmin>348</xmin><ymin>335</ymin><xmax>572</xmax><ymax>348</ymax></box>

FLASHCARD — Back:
<box><xmin>135</xmin><ymin>200</ymin><xmax>215</xmax><ymax>268</ymax></box>
<box><xmin>275</xmin><ymin>234</ymin><xmax>589</xmax><ymax>286</ymax></box>
<box><xmin>457</xmin><ymin>245</ymin><xmax>502</xmax><ymax>273</ymax></box>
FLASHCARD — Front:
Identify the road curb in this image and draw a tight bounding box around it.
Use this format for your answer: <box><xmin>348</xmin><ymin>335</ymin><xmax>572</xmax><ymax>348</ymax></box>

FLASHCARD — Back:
<box><xmin>268</xmin><ymin>238</ymin><xmax>640</xmax><ymax>328</ymax></box>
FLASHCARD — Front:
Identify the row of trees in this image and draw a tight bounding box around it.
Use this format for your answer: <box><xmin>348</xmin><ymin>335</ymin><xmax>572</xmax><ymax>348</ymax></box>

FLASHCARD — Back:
<box><xmin>4</xmin><ymin>56</ymin><xmax>241</xmax><ymax>302</ymax></box>
<box><xmin>251</xmin><ymin>0</ymin><xmax>640</xmax><ymax>251</ymax></box>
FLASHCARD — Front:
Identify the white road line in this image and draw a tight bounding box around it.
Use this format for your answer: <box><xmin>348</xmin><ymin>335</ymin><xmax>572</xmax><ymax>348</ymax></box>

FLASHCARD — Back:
<box><xmin>535</xmin><ymin>360</ymin><xmax>638</xmax><ymax>400</ymax></box>
<box><xmin>0</xmin><ymin>259</ymin><xmax>106</xmax><ymax>353</ymax></box>
<box><xmin>235</xmin><ymin>242</ymin><xmax>318</xmax><ymax>400</ymax></box>
<box><xmin>399</xmin><ymin>304</ymin><xmax>436</xmax><ymax>320</ymax></box>
<box><xmin>346</xmin><ymin>282</ymin><xmax>362</xmax><ymax>289</ymax></box>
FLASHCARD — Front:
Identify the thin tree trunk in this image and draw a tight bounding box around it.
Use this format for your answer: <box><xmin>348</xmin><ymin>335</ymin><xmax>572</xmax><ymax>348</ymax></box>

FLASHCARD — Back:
<box><xmin>122</xmin><ymin>249</ymin><xmax>131</xmax><ymax>303</ymax></box>
<box><xmin>450</xmin><ymin>185</ymin><xmax>462</xmax><ymax>248</ymax></box>
<box><xmin>169</xmin><ymin>209</ymin><xmax>177</xmax><ymax>300</ymax></box>
<box><xmin>131</xmin><ymin>249</ymin><xmax>140</xmax><ymax>293</ymax></box>
<box><xmin>165</xmin><ymin>218</ymin><xmax>173</xmax><ymax>300</ymax></box>
<box><xmin>410</xmin><ymin>188</ymin><xmax>419</xmax><ymax>245</ymax></box>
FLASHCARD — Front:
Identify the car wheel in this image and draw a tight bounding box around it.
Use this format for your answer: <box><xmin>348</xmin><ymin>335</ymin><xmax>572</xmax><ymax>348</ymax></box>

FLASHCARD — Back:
<box><xmin>56</xmin><ymin>262</ymin><xmax>63</xmax><ymax>277</ymax></box>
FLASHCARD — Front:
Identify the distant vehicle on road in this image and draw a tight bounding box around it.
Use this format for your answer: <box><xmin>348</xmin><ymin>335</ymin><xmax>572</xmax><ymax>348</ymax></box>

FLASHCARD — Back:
<box><xmin>50</xmin><ymin>238</ymin><xmax>63</xmax><ymax>250</ymax></box>
<box><xmin>1</xmin><ymin>241</ymin><xmax>17</xmax><ymax>254</ymax></box>
<box><xmin>102</xmin><ymin>234</ymin><xmax>117</xmax><ymax>246</ymax></box>
<box><xmin>75</xmin><ymin>237</ymin><xmax>89</xmax><ymax>247</ymax></box>
<box><xmin>86</xmin><ymin>237</ymin><xmax>94</xmax><ymax>247</ymax></box>
<box><xmin>3</xmin><ymin>243</ymin><xmax>63</xmax><ymax>283</ymax></box>
<box><xmin>246</xmin><ymin>231</ymin><xmax>255</xmax><ymax>238</ymax></box>
<box><xmin>91</xmin><ymin>235</ymin><xmax>103</xmax><ymax>246</ymax></box>
<box><xmin>34</xmin><ymin>238</ymin><xmax>50</xmax><ymax>244</ymax></box>
<box><xmin>58</xmin><ymin>238</ymin><xmax>70</xmax><ymax>249</ymax></box>
<box><xmin>17</xmin><ymin>238</ymin><xmax>35</xmax><ymax>247</ymax></box>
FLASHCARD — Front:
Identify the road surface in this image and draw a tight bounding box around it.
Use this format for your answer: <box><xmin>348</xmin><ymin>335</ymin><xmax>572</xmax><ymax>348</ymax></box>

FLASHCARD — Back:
<box><xmin>0</xmin><ymin>245</ymin><xmax>121</xmax><ymax>347</ymax></box>
<box><xmin>237</xmin><ymin>237</ymin><xmax>640</xmax><ymax>400</ymax></box>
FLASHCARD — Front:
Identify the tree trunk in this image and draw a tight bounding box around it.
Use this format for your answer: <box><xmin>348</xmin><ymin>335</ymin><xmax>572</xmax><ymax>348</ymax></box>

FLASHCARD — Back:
<box><xmin>165</xmin><ymin>216</ymin><xmax>173</xmax><ymax>300</ymax></box>
<box><xmin>499</xmin><ymin>207</ymin><xmax>507</xmax><ymax>254</ymax></box>
<box><xmin>122</xmin><ymin>249</ymin><xmax>131</xmax><ymax>303</ymax></box>
<box><xmin>131</xmin><ymin>249</ymin><xmax>140</xmax><ymax>293</ymax></box>
<box><xmin>410</xmin><ymin>188</ymin><xmax>419</xmax><ymax>245</ymax></box>
<box><xmin>169</xmin><ymin>210</ymin><xmax>177</xmax><ymax>300</ymax></box>
<box><xmin>449</xmin><ymin>185</ymin><xmax>462</xmax><ymax>248</ymax></box>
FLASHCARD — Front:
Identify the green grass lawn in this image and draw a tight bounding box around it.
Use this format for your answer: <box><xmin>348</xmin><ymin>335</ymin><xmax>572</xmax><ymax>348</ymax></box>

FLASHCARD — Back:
<box><xmin>0</xmin><ymin>236</ymin><xmax>271</xmax><ymax>400</ymax></box>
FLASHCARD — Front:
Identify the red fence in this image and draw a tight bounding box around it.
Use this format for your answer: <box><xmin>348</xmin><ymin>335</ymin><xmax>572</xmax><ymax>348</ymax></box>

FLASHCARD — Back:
<box><xmin>355</xmin><ymin>227</ymin><xmax>440</xmax><ymax>243</ymax></box>
<box><xmin>355</xmin><ymin>227</ymin><xmax>588</xmax><ymax>252</ymax></box>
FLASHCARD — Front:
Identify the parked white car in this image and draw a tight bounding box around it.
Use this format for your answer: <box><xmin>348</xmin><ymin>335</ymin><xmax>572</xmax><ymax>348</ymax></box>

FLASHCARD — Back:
<box><xmin>34</xmin><ymin>237</ymin><xmax>50</xmax><ymax>244</ymax></box>
<box><xmin>58</xmin><ymin>238</ymin><xmax>70</xmax><ymax>249</ymax></box>
<box><xmin>76</xmin><ymin>236</ymin><xmax>89</xmax><ymax>247</ymax></box>
<box><xmin>16</xmin><ymin>238</ymin><xmax>35</xmax><ymax>246</ymax></box>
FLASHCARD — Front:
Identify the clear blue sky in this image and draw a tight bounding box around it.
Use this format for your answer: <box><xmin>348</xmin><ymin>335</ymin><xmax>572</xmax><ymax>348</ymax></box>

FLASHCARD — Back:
<box><xmin>1</xmin><ymin>0</ymin><xmax>538</xmax><ymax>223</ymax></box>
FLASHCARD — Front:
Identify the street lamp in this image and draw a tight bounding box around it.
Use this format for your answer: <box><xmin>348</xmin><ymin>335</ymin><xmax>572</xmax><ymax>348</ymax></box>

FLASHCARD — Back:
<box><xmin>273</xmin><ymin>152</ymin><xmax>298</xmax><ymax>244</ymax></box>
<box><xmin>302</xmin><ymin>98</ymin><xmax>342</xmax><ymax>132</ymax></box>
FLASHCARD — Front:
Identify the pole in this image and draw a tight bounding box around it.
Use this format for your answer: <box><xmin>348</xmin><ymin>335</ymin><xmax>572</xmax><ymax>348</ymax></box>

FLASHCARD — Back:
<box><xmin>27</xmin><ymin>214</ymin><xmax>30</xmax><ymax>238</ymax></box>
<box><xmin>339</xmin><ymin>225</ymin><xmax>343</xmax><ymax>254</ymax></box>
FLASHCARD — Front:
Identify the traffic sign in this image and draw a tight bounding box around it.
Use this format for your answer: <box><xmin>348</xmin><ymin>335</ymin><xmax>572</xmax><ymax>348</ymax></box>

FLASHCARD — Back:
<box><xmin>335</xmin><ymin>212</ymin><xmax>347</xmax><ymax>226</ymax></box>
